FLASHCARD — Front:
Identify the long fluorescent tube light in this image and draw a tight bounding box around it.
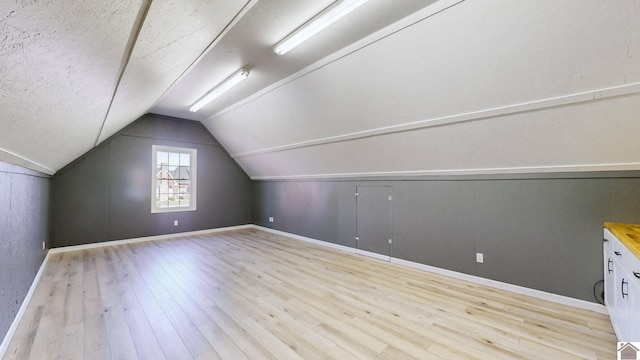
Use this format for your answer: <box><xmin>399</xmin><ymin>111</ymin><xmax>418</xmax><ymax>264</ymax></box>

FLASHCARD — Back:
<box><xmin>273</xmin><ymin>0</ymin><xmax>369</xmax><ymax>55</ymax></box>
<box><xmin>189</xmin><ymin>67</ymin><xmax>250</xmax><ymax>112</ymax></box>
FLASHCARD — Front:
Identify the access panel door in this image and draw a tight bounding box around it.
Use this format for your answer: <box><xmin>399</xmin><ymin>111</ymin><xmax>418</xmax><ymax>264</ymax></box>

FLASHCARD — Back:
<box><xmin>356</xmin><ymin>185</ymin><xmax>392</xmax><ymax>260</ymax></box>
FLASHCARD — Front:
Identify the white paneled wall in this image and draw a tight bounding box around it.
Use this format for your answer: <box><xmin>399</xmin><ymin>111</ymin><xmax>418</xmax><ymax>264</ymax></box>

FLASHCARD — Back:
<box><xmin>205</xmin><ymin>0</ymin><xmax>640</xmax><ymax>179</ymax></box>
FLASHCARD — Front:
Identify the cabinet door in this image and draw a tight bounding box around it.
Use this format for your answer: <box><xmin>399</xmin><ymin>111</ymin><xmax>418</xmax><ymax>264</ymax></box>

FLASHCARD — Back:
<box><xmin>629</xmin><ymin>266</ymin><xmax>640</xmax><ymax>341</ymax></box>
<box><xmin>604</xmin><ymin>242</ymin><xmax>616</xmax><ymax>310</ymax></box>
<box><xmin>614</xmin><ymin>264</ymin><xmax>633</xmax><ymax>341</ymax></box>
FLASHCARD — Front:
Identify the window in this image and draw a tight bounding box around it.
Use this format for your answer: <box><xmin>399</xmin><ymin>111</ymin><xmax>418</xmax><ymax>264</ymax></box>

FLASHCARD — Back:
<box><xmin>152</xmin><ymin>145</ymin><xmax>197</xmax><ymax>213</ymax></box>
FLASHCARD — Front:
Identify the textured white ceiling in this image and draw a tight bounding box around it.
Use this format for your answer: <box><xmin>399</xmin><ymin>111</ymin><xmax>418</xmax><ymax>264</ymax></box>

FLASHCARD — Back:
<box><xmin>0</xmin><ymin>0</ymin><xmax>436</xmax><ymax>174</ymax></box>
<box><xmin>96</xmin><ymin>0</ymin><xmax>254</xmax><ymax>144</ymax></box>
<box><xmin>1</xmin><ymin>0</ymin><xmax>639</xmax><ymax>178</ymax></box>
<box><xmin>0</xmin><ymin>0</ymin><xmax>252</xmax><ymax>173</ymax></box>
<box><xmin>0</xmin><ymin>1</ymin><xmax>143</xmax><ymax>173</ymax></box>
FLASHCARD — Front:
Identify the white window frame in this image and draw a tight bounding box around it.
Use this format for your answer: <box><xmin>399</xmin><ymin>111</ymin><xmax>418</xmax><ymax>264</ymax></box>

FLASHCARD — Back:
<box><xmin>151</xmin><ymin>145</ymin><xmax>197</xmax><ymax>213</ymax></box>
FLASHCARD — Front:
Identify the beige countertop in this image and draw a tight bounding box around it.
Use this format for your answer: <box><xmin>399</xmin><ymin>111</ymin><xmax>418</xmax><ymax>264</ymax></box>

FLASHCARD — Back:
<box><xmin>605</xmin><ymin>222</ymin><xmax>640</xmax><ymax>260</ymax></box>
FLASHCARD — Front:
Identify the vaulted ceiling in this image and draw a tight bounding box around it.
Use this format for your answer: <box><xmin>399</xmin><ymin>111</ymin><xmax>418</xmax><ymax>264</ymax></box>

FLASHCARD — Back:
<box><xmin>2</xmin><ymin>0</ymin><xmax>640</xmax><ymax>178</ymax></box>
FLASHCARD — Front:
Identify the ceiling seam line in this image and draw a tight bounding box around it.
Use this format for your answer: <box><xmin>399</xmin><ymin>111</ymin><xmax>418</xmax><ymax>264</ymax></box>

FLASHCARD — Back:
<box><xmin>0</xmin><ymin>147</ymin><xmax>55</xmax><ymax>174</ymax></box>
<box><xmin>93</xmin><ymin>0</ymin><xmax>153</xmax><ymax>148</ymax></box>
<box><xmin>119</xmin><ymin>133</ymin><xmax>220</xmax><ymax>146</ymax></box>
<box><xmin>248</xmin><ymin>163</ymin><xmax>640</xmax><ymax>181</ymax></box>
<box><xmin>147</xmin><ymin>0</ymin><xmax>259</xmax><ymax>111</ymax></box>
<box><xmin>0</xmin><ymin>170</ymin><xmax>50</xmax><ymax>179</ymax></box>
<box><xmin>229</xmin><ymin>81</ymin><xmax>640</xmax><ymax>159</ymax></box>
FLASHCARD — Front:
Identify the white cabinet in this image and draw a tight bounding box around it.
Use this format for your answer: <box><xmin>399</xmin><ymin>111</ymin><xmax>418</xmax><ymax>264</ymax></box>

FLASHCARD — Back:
<box><xmin>604</xmin><ymin>228</ymin><xmax>640</xmax><ymax>342</ymax></box>
<box><xmin>629</xmin><ymin>269</ymin><xmax>640</xmax><ymax>341</ymax></box>
<box><xmin>603</xmin><ymin>240</ymin><xmax>616</xmax><ymax>314</ymax></box>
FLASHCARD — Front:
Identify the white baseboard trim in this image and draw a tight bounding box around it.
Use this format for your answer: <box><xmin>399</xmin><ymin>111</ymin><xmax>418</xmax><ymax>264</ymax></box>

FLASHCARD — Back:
<box><xmin>0</xmin><ymin>251</ymin><xmax>51</xmax><ymax>360</ymax></box>
<box><xmin>252</xmin><ymin>226</ymin><xmax>607</xmax><ymax>315</ymax></box>
<box><xmin>48</xmin><ymin>224</ymin><xmax>253</xmax><ymax>254</ymax></box>
<box><xmin>356</xmin><ymin>249</ymin><xmax>391</xmax><ymax>262</ymax></box>
<box><xmin>390</xmin><ymin>258</ymin><xmax>607</xmax><ymax>315</ymax></box>
<box><xmin>252</xmin><ymin>225</ymin><xmax>357</xmax><ymax>254</ymax></box>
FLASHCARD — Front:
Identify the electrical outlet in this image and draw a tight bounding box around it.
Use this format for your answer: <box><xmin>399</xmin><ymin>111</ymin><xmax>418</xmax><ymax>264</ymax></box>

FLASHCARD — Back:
<box><xmin>173</xmin><ymin>220</ymin><xmax>179</xmax><ymax>226</ymax></box>
<box><xmin>42</xmin><ymin>241</ymin><xmax>45</xmax><ymax>250</ymax></box>
<box><xmin>476</xmin><ymin>253</ymin><xmax>484</xmax><ymax>263</ymax></box>
<box><xmin>268</xmin><ymin>217</ymin><xmax>274</xmax><ymax>223</ymax></box>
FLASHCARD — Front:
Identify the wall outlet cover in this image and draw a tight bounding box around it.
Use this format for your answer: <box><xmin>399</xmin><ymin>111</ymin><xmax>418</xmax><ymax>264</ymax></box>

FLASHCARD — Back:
<box><xmin>476</xmin><ymin>253</ymin><xmax>484</xmax><ymax>263</ymax></box>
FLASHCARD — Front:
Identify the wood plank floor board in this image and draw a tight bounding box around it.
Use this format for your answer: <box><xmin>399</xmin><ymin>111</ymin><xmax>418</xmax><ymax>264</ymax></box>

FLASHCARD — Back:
<box><xmin>147</xmin><ymin>316</ymin><xmax>195</xmax><ymax>360</ymax></box>
<box><xmin>426</xmin><ymin>321</ymin><xmax>520</xmax><ymax>360</ymax></box>
<box><xmin>197</xmin><ymin>321</ymin><xmax>249</xmax><ymax>360</ymax></box>
<box><xmin>262</xmin><ymin>303</ymin><xmax>336</xmax><ymax>354</ymax></box>
<box><xmin>347</xmin><ymin>316</ymin><xmax>434</xmax><ymax>359</ymax></box>
<box><xmin>135</xmin><ymin>247</ymin><xmax>212</xmax><ymax>327</ymax></box>
<box><xmin>2</xmin><ymin>229</ymin><xmax>617</xmax><ymax>359</ymax></box>
<box><xmin>195</xmin><ymin>349</ymin><xmax>222</xmax><ymax>360</ymax></box>
<box><xmin>154</xmin><ymin>295</ymin><xmax>213</xmax><ymax>357</ymax></box>
<box><xmin>129</xmin><ymin>276</ymin><xmax>166</xmax><ymax>324</ymax></box>
<box><xmin>470</xmin><ymin>328</ymin><xmax>527</xmax><ymax>357</ymax></box>
<box><xmin>263</xmin><ymin>321</ymin><xmax>326</xmax><ymax>360</ymax></box>
<box><xmin>238</xmin><ymin>317</ymin><xmax>304</xmax><ymax>360</ymax></box>
<box><xmin>249</xmin><ymin>296</ymin><xmax>335</xmax><ymax>358</ymax></box>
<box><xmin>312</xmin><ymin>322</ymin><xmax>386</xmax><ymax>359</ymax></box>
<box><xmin>425</xmin><ymin>342</ymin><xmax>473</xmax><ymax>360</ymax></box>
<box><xmin>164</xmin><ymin>284</ymin><xmax>212</xmax><ymax>327</ymax></box>
<box><xmin>263</xmin><ymin>290</ymin><xmax>324</xmax><ymax>330</ymax></box>
<box><xmin>82</xmin><ymin>297</ymin><xmax>110</xmax><ymax>356</ymax></box>
<box><xmin>126</xmin><ymin>318</ymin><xmax>167</xmax><ymax>360</ymax></box>
<box><xmin>83</xmin><ymin>348</ymin><xmax>111</xmax><ymax>360</ymax></box>
<box><xmin>204</xmin><ymin>305</ymin><xmax>281</xmax><ymax>360</ymax></box>
<box><xmin>517</xmin><ymin>336</ymin><xmax>586</xmax><ymax>360</ymax></box>
<box><xmin>26</xmin><ymin>313</ymin><xmax>62</xmax><ymax>360</ymax></box>
<box><xmin>55</xmin><ymin>322</ymin><xmax>83</xmax><ymax>360</ymax></box>
<box><xmin>205</xmin><ymin>294</ymin><xmax>255</xmax><ymax>325</ymax></box>
<box><xmin>117</xmin><ymin>282</ymin><xmax>148</xmax><ymax>324</ymax></box>
<box><xmin>103</xmin><ymin>306</ymin><xmax>139</xmax><ymax>360</ymax></box>
<box><xmin>325</xmin><ymin>345</ymin><xmax>377</xmax><ymax>360</ymax></box>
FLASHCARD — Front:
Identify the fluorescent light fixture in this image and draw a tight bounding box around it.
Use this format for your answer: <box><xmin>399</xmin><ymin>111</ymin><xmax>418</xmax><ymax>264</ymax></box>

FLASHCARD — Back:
<box><xmin>273</xmin><ymin>0</ymin><xmax>368</xmax><ymax>55</ymax></box>
<box><xmin>189</xmin><ymin>67</ymin><xmax>250</xmax><ymax>112</ymax></box>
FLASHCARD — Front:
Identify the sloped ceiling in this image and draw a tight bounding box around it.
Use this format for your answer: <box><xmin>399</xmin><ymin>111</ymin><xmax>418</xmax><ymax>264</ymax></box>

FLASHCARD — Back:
<box><xmin>197</xmin><ymin>0</ymin><xmax>640</xmax><ymax>179</ymax></box>
<box><xmin>1</xmin><ymin>0</ymin><xmax>254</xmax><ymax>174</ymax></box>
<box><xmin>2</xmin><ymin>0</ymin><xmax>640</xmax><ymax>178</ymax></box>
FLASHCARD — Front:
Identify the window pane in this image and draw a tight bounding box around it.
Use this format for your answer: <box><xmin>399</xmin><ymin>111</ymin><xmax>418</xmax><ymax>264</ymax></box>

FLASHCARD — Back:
<box><xmin>168</xmin><ymin>152</ymin><xmax>180</xmax><ymax>166</ymax></box>
<box><xmin>152</xmin><ymin>146</ymin><xmax>196</xmax><ymax>213</ymax></box>
<box><xmin>180</xmin><ymin>153</ymin><xmax>190</xmax><ymax>166</ymax></box>
<box><xmin>157</xmin><ymin>151</ymin><xmax>168</xmax><ymax>166</ymax></box>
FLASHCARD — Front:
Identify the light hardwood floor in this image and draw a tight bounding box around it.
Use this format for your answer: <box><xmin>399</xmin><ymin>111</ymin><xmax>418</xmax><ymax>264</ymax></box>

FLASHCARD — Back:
<box><xmin>3</xmin><ymin>229</ymin><xmax>616</xmax><ymax>359</ymax></box>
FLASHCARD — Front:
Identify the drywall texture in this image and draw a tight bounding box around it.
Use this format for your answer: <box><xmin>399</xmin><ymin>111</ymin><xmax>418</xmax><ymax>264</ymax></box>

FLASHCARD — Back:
<box><xmin>0</xmin><ymin>0</ymin><xmax>251</xmax><ymax>174</ymax></box>
<box><xmin>50</xmin><ymin>114</ymin><xmax>252</xmax><ymax>247</ymax></box>
<box><xmin>253</xmin><ymin>173</ymin><xmax>640</xmax><ymax>302</ymax></box>
<box><xmin>0</xmin><ymin>162</ymin><xmax>49</xmax><ymax>343</ymax></box>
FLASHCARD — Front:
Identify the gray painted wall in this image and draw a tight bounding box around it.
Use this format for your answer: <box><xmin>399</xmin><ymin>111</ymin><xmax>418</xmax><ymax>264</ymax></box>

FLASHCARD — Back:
<box><xmin>50</xmin><ymin>114</ymin><xmax>252</xmax><ymax>247</ymax></box>
<box><xmin>253</xmin><ymin>173</ymin><xmax>640</xmax><ymax>303</ymax></box>
<box><xmin>0</xmin><ymin>162</ymin><xmax>49</xmax><ymax>343</ymax></box>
